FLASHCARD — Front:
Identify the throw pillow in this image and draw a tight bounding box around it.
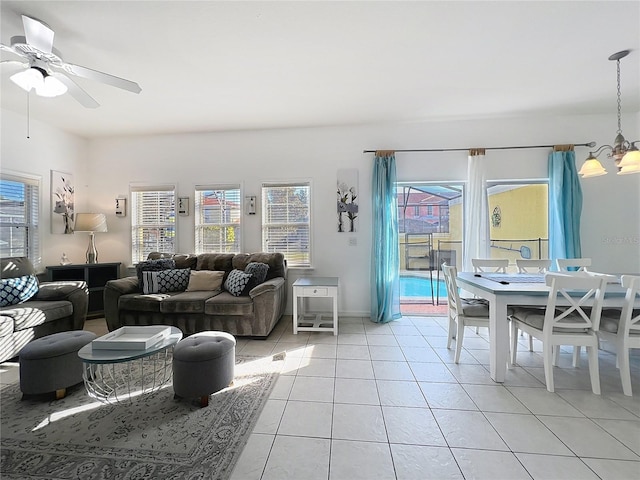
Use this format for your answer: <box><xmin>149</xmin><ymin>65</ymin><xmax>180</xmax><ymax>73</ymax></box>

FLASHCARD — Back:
<box><xmin>136</xmin><ymin>258</ymin><xmax>176</xmax><ymax>286</ymax></box>
<box><xmin>141</xmin><ymin>268</ymin><xmax>191</xmax><ymax>294</ymax></box>
<box><xmin>245</xmin><ymin>262</ymin><xmax>269</xmax><ymax>289</ymax></box>
<box><xmin>0</xmin><ymin>275</ymin><xmax>39</xmax><ymax>307</ymax></box>
<box><xmin>186</xmin><ymin>270</ymin><xmax>225</xmax><ymax>292</ymax></box>
<box><xmin>224</xmin><ymin>269</ymin><xmax>253</xmax><ymax>297</ymax></box>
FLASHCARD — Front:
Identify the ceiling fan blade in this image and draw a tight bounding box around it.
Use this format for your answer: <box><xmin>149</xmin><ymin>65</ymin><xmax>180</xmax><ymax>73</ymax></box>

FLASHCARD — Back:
<box><xmin>61</xmin><ymin>62</ymin><xmax>141</xmax><ymax>94</ymax></box>
<box><xmin>22</xmin><ymin>15</ymin><xmax>55</xmax><ymax>54</ymax></box>
<box><xmin>51</xmin><ymin>72</ymin><xmax>100</xmax><ymax>108</ymax></box>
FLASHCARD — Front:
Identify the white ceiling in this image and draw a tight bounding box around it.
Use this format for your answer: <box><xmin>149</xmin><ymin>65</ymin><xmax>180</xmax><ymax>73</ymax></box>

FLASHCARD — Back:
<box><xmin>1</xmin><ymin>1</ymin><xmax>639</xmax><ymax>139</ymax></box>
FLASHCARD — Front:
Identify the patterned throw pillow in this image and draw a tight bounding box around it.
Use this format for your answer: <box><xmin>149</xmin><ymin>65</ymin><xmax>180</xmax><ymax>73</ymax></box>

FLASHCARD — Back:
<box><xmin>135</xmin><ymin>258</ymin><xmax>176</xmax><ymax>286</ymax></box>
<box><xmin>224</xmin><ymin>269</ymin><xmax>253</xmax><ymax>297</ymax></box>
<box><xmin>141</xmin><ymin>268</ymin><xmax>191</xmax><ymax>294</ymax></box>
<box><xmin>245</xmin><ymin>262</ymin><xmax>269</xmax><ymax>289</ymax></box>
<box><xmin>0</xmin><ymin>275</ymin><xmax>39</xmax><ymax>307</ymax></box>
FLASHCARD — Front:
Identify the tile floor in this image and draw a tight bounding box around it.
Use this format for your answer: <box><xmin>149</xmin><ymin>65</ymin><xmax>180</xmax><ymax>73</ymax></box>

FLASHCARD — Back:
<box><xmin>1</xmin><ymin>315</ymin><xmax>638</xmax><ymax>480</ymax></box>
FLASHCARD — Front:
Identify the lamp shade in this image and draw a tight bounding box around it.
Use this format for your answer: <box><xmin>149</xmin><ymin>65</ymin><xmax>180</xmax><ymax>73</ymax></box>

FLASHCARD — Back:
<box><xmin>617</xmin><ymin>147</ymin><xmax>640</xmax><ymax>170</ymax></box>
<box><xmin>578</xmin><ymin>157</ymin><xmax>607</xmax><ymax>178</ymax></box>
<box><xmin>10</xmin><ymin>68</ymin><xmax>44</xmax><ymax>92</ymax></box>
<box><xmin>74</xmin><ymin>213</ymin><xmax>108</xmax><ymax>233</ymax></box>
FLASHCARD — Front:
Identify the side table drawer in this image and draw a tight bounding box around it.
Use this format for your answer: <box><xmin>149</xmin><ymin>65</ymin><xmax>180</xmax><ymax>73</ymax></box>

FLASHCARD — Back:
<box><xmin>302</xmin><ymin>287</ymin><xmax>328</xmax><ymax>296</ymax></box>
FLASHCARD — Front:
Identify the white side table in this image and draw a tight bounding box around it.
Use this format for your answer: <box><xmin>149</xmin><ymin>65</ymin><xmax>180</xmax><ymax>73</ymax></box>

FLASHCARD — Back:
<box><xmin>292</xmin><ymin>277</ymin><xmax>339</xmax><ymax>335</ymax></box>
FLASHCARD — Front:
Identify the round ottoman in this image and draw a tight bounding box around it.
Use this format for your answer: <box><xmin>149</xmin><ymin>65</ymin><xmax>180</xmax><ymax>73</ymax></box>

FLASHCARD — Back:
<box><xmin>172</xmin><ymin>331</ymin><xmax>236</xmax><ymax>407</ymax></box>
<box><xmin>19</xmin><ymin>330</ymin><xmax>97</xmax><ymax>399</ymax></box>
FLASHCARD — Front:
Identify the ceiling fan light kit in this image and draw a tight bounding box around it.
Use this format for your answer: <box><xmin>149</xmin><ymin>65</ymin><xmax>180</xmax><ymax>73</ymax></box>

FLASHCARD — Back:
<box><xmin>579</xmin><ymin>50</ymin><xmax>640</xmax><ymax>178</ymax></box>
<box><xmin>1</xmin><ymin>14</ymin><xmax>141</xmax><ymax>107</ymax></box>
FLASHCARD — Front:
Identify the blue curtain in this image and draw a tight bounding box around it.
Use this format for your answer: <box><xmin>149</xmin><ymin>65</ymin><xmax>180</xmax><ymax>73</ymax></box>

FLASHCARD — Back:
<box><xmin>371</xmin><ymin>152</ymin><xmax>401</xmax><ymax>323</ymax></box>
<box><xmin>548</xmin><ymin>150</ymin><xmax>582</xmax><ymax>269</ymax></box>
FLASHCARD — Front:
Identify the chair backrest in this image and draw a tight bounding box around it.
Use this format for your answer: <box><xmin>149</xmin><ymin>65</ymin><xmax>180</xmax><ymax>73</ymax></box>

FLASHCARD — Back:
<box><xmin>556</xmin><ymin>257</ymin><xmax>592</xmax><ymax>272</ymax></box>
<box><xmin>543</xmin><ymin>272</ymin><xmax>608</xmax><ymax>334</ymax></box>
<box><xmin>619</xmin><ymin>275</ymin><xmax>640</xmax><ymax>338</ymax></box>
<box><xmin>442</xmin><ymin>263</ymin><xmax>463</xmax><ymax>318</ymax></box>
<box><xmin>472</xmin><ymin>258</ymin><xmax>508</xmax><ymax>273</ymax></box>
<box><xmin>516</xmin><ymin>259</ymin><xmax>551</xmax><ymax>274</ymax></box>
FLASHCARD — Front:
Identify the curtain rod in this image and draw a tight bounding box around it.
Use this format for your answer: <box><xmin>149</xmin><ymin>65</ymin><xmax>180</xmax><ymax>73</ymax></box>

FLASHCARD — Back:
<box><xmin>362</xmin><ymin>141</ymin><xmax>596</xmax><ymax>154</ymax></box>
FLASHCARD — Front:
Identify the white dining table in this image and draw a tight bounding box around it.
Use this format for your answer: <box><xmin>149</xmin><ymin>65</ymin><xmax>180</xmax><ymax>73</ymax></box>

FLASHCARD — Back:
<box><xmin>455</xmin><ymin>271</ymin><xmax>633</xmax><ymax>383</ymax></box>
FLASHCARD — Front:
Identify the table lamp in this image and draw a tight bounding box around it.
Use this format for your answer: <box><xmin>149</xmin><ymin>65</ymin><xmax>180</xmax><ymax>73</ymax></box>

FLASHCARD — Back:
<box><xmin>74</xmin><ymin>213</ymin><xmax>108</xmax><ymax>263</ymax></box>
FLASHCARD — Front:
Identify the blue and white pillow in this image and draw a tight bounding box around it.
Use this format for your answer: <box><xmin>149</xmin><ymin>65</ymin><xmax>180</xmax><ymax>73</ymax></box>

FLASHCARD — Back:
<box><xmin>142</xmin><ymin>268</ymin><xmax>191</xmax><ymax>294</ymax></box>
<box><xmin>0</xmin><ymin>275</ymin><xmax>39</xmax><ymax>307</ymax></box>
<box><xmin>224</xmin><ymin>269</ymin><xmax>253</xmax><ymax>297</ymax></box>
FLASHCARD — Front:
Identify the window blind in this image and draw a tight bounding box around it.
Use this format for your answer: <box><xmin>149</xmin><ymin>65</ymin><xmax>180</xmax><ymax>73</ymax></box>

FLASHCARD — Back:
<box><xmin>130</xmin><ymin>185</ymin><xmax>176</xmax><ymax>263</ymax></box>
<box><xmin>0</xmin><ymin>173</ymin><xmax>40</xmax><ymax>269</ymax></box>
<box><xmin>261</xmin><ymin>182</ymin><xmax>311</xmax><ymax>267</ymax></box>
<box><xmin>195</xmin><ymin>184</ymin><xmax>242</xmax><ymax>254</ymax></box>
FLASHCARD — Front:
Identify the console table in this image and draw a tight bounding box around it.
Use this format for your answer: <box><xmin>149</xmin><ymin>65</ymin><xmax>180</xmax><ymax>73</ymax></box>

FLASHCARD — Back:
<box><xmin>47</xmin><ymin>262</ymin><xmax>120</xmax><ymax>317</ymax></box>
<box><xmin>292</xmin><ymin>277</ymin><xmax>339</xmax><ymax>335</ymax></box>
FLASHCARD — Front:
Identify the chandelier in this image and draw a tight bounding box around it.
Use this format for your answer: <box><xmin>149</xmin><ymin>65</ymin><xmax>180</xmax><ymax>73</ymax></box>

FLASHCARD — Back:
<box><xmin>579</xmin><ymin>50</ymin><xmax>640</xmax><ymax>177</ymax></box>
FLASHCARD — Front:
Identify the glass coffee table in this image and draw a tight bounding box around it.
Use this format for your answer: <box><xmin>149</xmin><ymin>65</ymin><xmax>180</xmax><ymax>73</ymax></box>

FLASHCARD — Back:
<box><xmin>78</xmin><ymin>326</ymin><xmax>183</xmax><ymax>403</ymax></box>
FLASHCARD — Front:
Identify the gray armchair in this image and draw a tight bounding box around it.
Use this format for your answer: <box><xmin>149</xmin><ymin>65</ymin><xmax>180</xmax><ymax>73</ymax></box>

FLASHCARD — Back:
<box><xmin>0</xmin><ymin>257</ymin><xmax>89</xmax><ymax>362</ymax></box>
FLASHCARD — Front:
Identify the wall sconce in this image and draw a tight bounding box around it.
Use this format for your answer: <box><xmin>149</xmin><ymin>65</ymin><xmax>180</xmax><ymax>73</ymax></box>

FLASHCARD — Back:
<box><xmin>178</xmin><ymin>197</ymin><xmax>189</xmax><ymax>216</ymax></box>
<box><xmin>115</xmin><ymin>197</ymin><xmax>126</xmax><ymax>217</ymax></box>
<box><xmin>245</xmin><ymin>195</ymin><xmax>256</xmax><ymax>215</ymax></box>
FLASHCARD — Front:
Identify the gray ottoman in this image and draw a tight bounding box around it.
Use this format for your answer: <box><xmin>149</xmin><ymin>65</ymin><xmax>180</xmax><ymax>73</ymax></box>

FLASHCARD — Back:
<box><xmin>172</xmin><ymin>331</ymin><xmax>236</xmax><ymax>407</ymax></box>
<box><xmin>19</xmin><ymin>330</ymin><xmax>97</xmax><ymax>399</ymax></box>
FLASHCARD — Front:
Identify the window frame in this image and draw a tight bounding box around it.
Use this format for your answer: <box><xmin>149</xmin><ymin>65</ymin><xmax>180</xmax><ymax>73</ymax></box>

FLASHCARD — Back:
<box><xmin>194</xmin><ymin>184</ymin><xmax>242</xmax><ymax>254</ymax></box>
<box><xmin>261</xmin><ymin>181</ymin><xmax>312</xmax><ymax>268</ymax></box>
<box><xmin>130</xmin><ymin>184</ymin><xmax>177</xmax><ymax>264</ymax></box>
<box><xmin>0</xmin><ymin>171</ymin><xmax>41</xmax><ymax>270</ymax></box>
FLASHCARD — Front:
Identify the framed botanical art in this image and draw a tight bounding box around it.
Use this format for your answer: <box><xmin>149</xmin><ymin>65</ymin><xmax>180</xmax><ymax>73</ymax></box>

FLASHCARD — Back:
<box><xmin>51</xmin><ymin>170</ymin><xmax>74</xmax><ymax>234</ymax></box>
<box><xmin>337</xmin><ymin>168</ymin><xmax>358</xmax><ymax>233</ymax></box>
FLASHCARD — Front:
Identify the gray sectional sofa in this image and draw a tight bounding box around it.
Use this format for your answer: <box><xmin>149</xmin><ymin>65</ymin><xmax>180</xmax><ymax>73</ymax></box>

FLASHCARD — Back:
<box><xmin>1</xmin><ymin>256</ymin><xmax>89</xmax><ymax>363</ymax></box>
<box><xmin>104</xmin><ymin>252</ymin><xmax>287</xmax><ymax>338</ymax></box>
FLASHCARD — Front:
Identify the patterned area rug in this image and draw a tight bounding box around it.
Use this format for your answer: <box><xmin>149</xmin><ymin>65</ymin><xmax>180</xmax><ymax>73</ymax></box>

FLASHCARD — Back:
<box><xmin>1</xmin><ymin>354</ymin><xmax>283</xmax><ymax>479</ymax></box>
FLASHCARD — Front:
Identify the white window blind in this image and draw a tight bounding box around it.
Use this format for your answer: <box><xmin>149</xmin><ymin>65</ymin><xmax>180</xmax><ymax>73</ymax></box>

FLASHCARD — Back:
<box><xmin>262</xmin><ymin>182</ymin><xmax>311</xmax><ymax>267</ymax></box>
<box><xmin>0</xmin><ymin>173</ymin><xmax>40</xmax><ymax>269</ymax></box>
<box><xmin>195</xmin><ymin>185</ymin><xmax>242</xmax><ymax>254</ymax></box>
<box><xmin>130</xmin><ymin>185</ymin><xmax>176</xmax><ymax>263</ymax></box>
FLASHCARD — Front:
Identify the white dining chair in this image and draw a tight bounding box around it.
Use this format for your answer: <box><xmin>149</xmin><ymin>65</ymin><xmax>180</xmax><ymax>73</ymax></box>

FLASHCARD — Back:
<box><xmin>556</xmin><ymin>258</ymin><xmax>592</xmax><ymax>272</ymax></box>
<box><xmin>598</xmin><ymin>275</ymin><xmax>640</xmax><ymax>396</ymax></box>
<box><xmin>442</xmin><ymin>264</ymin><xmax>490</xmax><ymax>363</ymax></box>
<box><xmin>472</xmin><ymin>258</ymin><xmax>509</xmax><ymax>273</ymax></box>
<box><xmin>510</xmin><ymin>272</ymin><xmax>608</xmax><ymax>394</ymax></box>
<box><xmin>516</xmin><ymin>259</ymin><xmax>551</xmax><ymax>274</ymax></box>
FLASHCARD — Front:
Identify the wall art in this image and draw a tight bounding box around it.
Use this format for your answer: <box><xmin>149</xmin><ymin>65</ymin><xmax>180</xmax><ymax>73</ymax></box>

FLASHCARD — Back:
<box><xmin>51</xmin><ymin>170</ymin><xmax>74</xmax><ymax>234</ymax></box>
<box><xmin>337</xmin><ymin>168</ymin><xmax>358</xmax><ymax>233</ymax></box>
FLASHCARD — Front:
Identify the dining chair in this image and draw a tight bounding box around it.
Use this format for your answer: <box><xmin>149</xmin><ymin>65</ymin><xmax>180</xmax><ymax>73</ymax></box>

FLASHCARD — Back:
<box><xmin>442</xmin><ymin>263</ymin><xmax>490</xmax><ymax>363</ymax></box>
<box><xmin>556</xmin><ymin>258</ymin><xmax>592</xmax><ymax>272</ymax></box>
<box><xmin>472</xmin><ymin>258</ymin><xmax>509</xmax><ymax>273</ymax></box>
<box><xmin>516</xmin><ymin>259</ymin><xmax>551</xmax><ymax>274</ymax></box>
<box><xmin>598</xmin><ymin>274</ymin><xmax>640</xmax><ymax>396</ymax></box>
<box><xmin>515</xmin><ymin>259</ymin><xmax>552</xmax><ymax>352</ymax></box>
<box><xmin>510</xmin><ymin>272</ymin><xmax>608</xmax><ymax>394</ymax></box>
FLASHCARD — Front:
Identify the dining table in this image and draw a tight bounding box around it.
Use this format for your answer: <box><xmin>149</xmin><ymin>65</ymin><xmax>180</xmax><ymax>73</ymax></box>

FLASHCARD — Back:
<box><xmin>455</xmin><ymin>271</ymin><xmax>634</xmax><ymax>383</ymax></box>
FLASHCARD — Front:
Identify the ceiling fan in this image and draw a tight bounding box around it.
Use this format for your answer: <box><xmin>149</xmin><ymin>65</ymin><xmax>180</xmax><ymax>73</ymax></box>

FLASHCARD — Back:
<box><xmin>1</xmin><ymin>15</ymin><xmax>141</xmax><ymax>108</ymax></box>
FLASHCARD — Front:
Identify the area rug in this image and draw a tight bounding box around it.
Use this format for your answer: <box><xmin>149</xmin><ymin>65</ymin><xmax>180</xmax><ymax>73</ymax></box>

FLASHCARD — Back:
<box><xmin>0</xmin><ymin>353</ymin><xmax>283</xmax><ymax>479</ymax></box>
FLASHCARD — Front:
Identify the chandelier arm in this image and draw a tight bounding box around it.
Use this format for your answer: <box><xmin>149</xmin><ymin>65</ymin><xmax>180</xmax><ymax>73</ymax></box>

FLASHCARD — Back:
<box><xmin>590</xmin><ymin>144</ymin><xmax>614</xmax><ymax>157</ymax></box>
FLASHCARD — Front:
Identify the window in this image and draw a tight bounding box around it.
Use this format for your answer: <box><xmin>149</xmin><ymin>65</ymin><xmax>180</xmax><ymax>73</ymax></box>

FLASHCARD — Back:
<box><xmin>0</xmin><ymin>173</ymin><xmax>40</xmax><ymax>268</ymax></box>
<box><xmin>262</xmin><ymin>182</ymin><xmax>311</xmax><ymax>267</ymax></box>
<box><xmin>195</xmin><ymin>185</ymin><xmax>241</xmax><ymax>253</ymax></box>
<box><xmin>130</xmin><ymin>185</ymin><xmax>176</xmax><ymax>264</ymax></box>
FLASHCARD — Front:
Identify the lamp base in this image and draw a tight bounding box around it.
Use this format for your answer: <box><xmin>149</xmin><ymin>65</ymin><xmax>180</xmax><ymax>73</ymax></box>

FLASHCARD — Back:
<box><xmin>86</xmin><ymin>233</ymin><xmax>98</xmax><ymax>264</ymax></box>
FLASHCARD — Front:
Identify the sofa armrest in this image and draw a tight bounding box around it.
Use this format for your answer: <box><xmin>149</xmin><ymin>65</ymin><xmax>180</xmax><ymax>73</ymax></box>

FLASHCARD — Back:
<box><xmin>249</xmin><ymin>277</ymin><xmax>284</xmax><ymax>298</ymax></box>
<box><xmin>34</xmin><ymin>281</ymin><xmax>89</xmax><ymax>330</ymax></box>
<box><xmin>104</xmin><ymin>277</ymin><xmax>139</xmax><ymax>331</ymax></box>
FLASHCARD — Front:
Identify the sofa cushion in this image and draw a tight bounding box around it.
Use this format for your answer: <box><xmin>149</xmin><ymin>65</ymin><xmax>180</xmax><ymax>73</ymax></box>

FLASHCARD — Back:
<box><xmin>0</xmin><ymin>316</ymin><xmax>14</xmax><ymax>337</ymax></box>
<box><xmin>159</xmin><ymin>291</ymin><xmax>221</xmax><ymax>314</ymax></box>
<box><xmin>205</xmin><ymin>292</ymin><xmax>254</xmax><ymax>316</ymax></box>
<box><xmin>196</xmin><ymin>253</ymin><xmax>235</xmax><ymax>273</ymax></box>
<box><xmin>0</xmin><ymin>275</ymin><xmax>39</xmax><ymax>307</ymax></box>
<box><xmin>2</xmin><ymin>300</ymin><xmax>73</xmax><ymax>331</ymax></box>
<box><xmin>186</xmin><ymin>270</ymin><xmax>225</xmax><ymax>292</ymax></box>
<box><xmin>0</xmin><ymin>257</ymin><xmax>36</xmax><ymax>279</ymax></box>
<box><xmin>119</xmin><ymin>293</ymin><xmax>171</xmax><ymax>312</ymax></box>
<box><xmin>136</xmin><ymin>258</ymin><xmax>175</xmax><ymax>285</ymax></box>
<box><xmin>224</xmin><ymin>269</ymin><xmax>253</xmax><ymax>296</ymax></box>
<box><xmin>141</xmin><ymin>268</ymin><xmax>191</xmax><ymax>294</ymax></box>
<box><xmin>232</xmin><ymin>253</ymin><xmax>285</xmax><ymax>280</ymax></box>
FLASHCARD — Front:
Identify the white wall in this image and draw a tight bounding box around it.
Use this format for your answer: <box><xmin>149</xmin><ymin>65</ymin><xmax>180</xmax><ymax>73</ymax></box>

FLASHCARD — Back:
<box><xmin>2</xmin><ymin>108</ymin><xmax>638</xmax><ymax>314</ymax></box>
<box><xmin>0</xmin><ymin>109</ymin><xmax>90</xmax><ymax>271</ymax></box>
